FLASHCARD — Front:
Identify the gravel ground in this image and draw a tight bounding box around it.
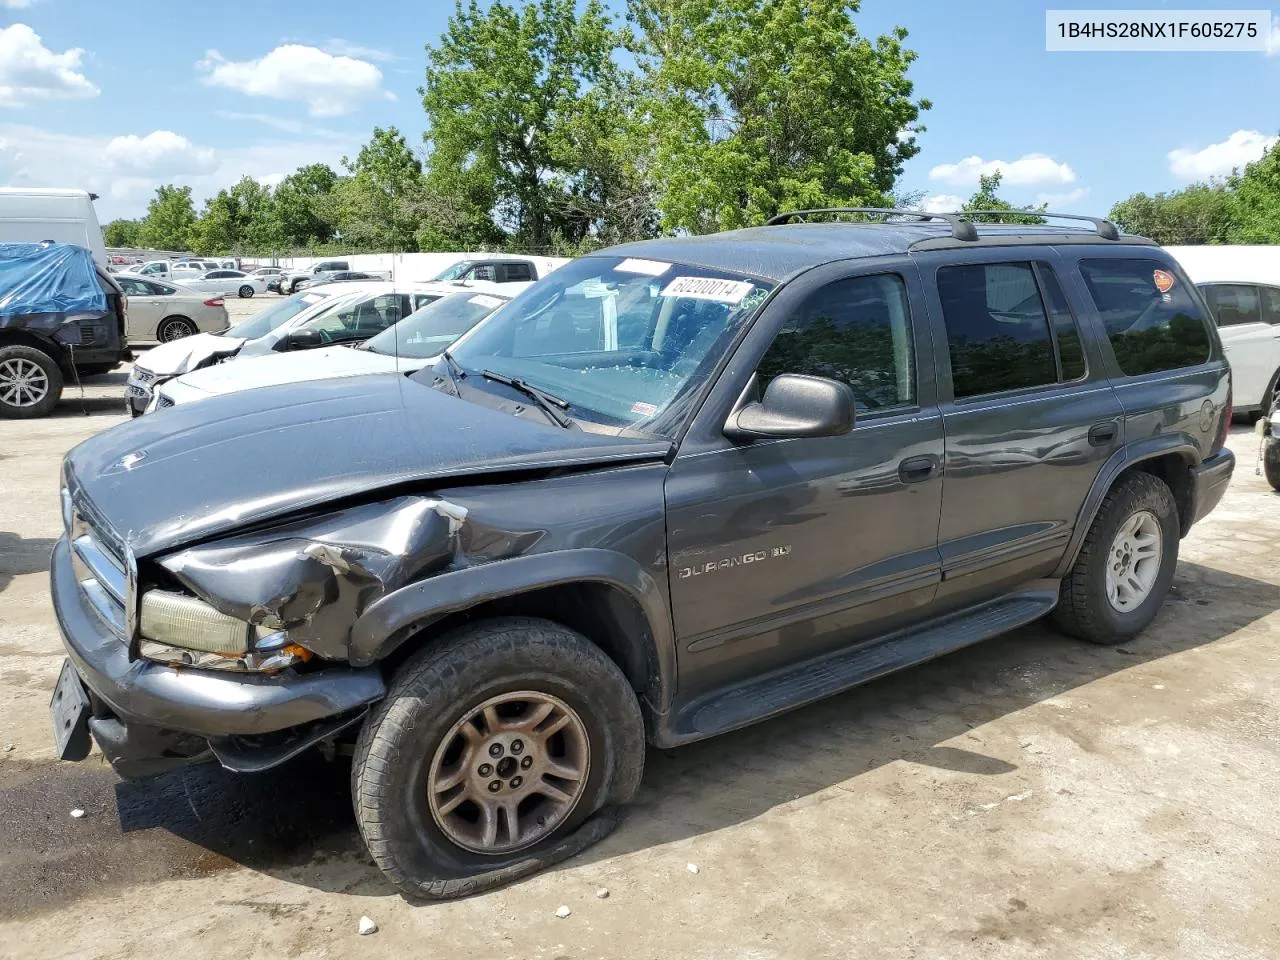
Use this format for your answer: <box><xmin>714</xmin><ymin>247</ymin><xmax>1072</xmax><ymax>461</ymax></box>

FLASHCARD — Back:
<box><xmin>1</xmin><ymin>299</ymin><xmax>1277</xmax><ymax>958</ymax></box>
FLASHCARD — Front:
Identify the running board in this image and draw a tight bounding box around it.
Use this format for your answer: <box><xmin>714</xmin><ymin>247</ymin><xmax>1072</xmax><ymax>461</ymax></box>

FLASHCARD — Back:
<box><xmin>667</xmin><ymin>587</ymin><xmax>1059</xmax><ymax>744</ymax></box>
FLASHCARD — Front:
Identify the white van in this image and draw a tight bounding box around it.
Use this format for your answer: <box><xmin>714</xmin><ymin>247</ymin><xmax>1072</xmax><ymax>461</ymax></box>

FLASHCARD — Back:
<box><xmin>0</xmin><ymin>187</ymin><xmax>107</xmax><ymax>265</ymax></box>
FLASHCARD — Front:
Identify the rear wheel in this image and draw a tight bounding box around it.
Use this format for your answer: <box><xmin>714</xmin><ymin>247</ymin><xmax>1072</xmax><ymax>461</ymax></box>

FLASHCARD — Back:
<box><xmin>157</xmin><ymin>316</ymin><xmax>197</xmax><ymax>342</ymax></box>
<box><xmin>1052</xmin><ymin>471</ymin><xmax>1179</xmax><ymax>645</ymax></box>
<box><xmin>238</xmin><ymin>284</ymin><xmax>254</xmax><ymax>299</ymax></box>
<box><xmin>0</xmin><ymin>344</ymin><xmax>62</xmax><ymax>418</ymax></box>
<box><xmin>1264</xmin><ymin>440</ymin><xmax>1280</xmax><ymax>492</ymax></box>
<box><xmin>352</xmin><ymin>617</ymin><xmax>645</xmax><ymax>900</ymax></box>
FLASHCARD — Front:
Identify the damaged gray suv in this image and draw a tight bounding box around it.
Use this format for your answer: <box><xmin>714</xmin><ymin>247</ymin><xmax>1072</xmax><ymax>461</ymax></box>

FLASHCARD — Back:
<box><xmin>49</xmin><ymin>210</ymin><xmax>1234</xmax><ymax>899</ymax></box>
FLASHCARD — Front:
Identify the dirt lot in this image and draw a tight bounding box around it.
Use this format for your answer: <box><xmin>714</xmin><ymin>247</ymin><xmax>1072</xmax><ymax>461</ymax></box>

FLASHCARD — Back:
<box><xmin>1</xmin><ymin>298</ymin><xmax>1278</xmax><ymax>958</ymax></box>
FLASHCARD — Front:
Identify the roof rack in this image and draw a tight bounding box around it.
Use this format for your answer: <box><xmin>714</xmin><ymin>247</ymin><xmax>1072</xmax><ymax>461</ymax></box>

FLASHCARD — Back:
<box><xmin>765</xmin><ymin>207</ymin><xmax>1122</xmax><ymax>242</ymax></box>
<box><xmin>765</xmin><ymin>207</ymin><xmax>978</xmax><ymax>241</ymax></box>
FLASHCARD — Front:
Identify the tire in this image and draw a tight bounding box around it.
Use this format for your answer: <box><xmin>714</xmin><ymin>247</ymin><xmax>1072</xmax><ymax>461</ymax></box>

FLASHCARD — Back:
<box><xmin>238</xmin><ymin>285</ymin><xmax>254</xmax><ymax>299</ymax></box>
<box><xmin>289</xmin><ymin>279</ymin><xmax>302</xmax><ymax>294</ymax></box>
<box><xmin>0</xmin><ymin>344</ymin><xmax>62</xmax><ymax>418</ymax></box>
<box><xmin>157</xmin><ymin>316</ymin><xmax>197</xmax><ymax>342</ymax></box>
<box><xmin>1264</xmin><ymin>440</ymin><xmax>1280</xmax><ymax>492</ymax></box>
<box><xmin>1052</xmin><ymin>471</ymin><xmax>1179</xmax><ymax>645</ymax></box>
<box><xmin>352</xmin><ymin>617</ymin><xmax>645</xmax><ymax>900</ymax></box>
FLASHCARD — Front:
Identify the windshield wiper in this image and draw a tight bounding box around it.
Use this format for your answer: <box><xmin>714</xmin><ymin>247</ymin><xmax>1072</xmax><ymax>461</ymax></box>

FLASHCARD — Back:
<box><xmin>482</xmin><ymin>368</ymin><xmax>574</xmax><ymax>428</ymax></box>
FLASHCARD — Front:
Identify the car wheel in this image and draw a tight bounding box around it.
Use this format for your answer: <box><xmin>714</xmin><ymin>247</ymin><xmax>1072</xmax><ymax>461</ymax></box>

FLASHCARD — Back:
<box><xmin>1051</xmin><ymin>471</ymin><xmax>1179</xmax><ymax>645</ymax></box>
<box><xmin>238</xmin><ymin>285</ymin><xmax>254</xmax><ymax>299</ymax></box>
<box><xmin>352</xmin><ymin>617</ymin><xmax>645</xmax><ymax>900</ymax></box>
<box><xmin>157</xmin><ymin>316</ymin><xmax>198</xmax><ymax>342</ymax></box>
<box><xmin>0</xmin><ymin>344</ymin><xmax>63</xmax><ymax>419</ymax></box>
<box><xmin>1264</xmin><ymin>441</ymin><xmax>1280</xmax><ymax>492</ymax></box>
<box><xmin>289</xmin><ymin>279</ymin><xmax>302</xmax><ymax>294</ymax></box>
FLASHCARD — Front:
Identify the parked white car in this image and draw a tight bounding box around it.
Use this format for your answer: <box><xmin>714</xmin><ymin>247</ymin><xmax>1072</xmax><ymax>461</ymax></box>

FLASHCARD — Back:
<box><xmin>149</xmin><ymin>289</ymin><xmax>515</xmax><ymax>411</ymax></box>
<box><xmin>1197</xmin><ymin>281</ymin><xmax>1280</xmax><ymax>414</ymax></box>
<box><xmin>128</xmin><ymin>259</ymin><xmax>218</xmax><ymax>281</ymax></box>
<box><xmin>114</xmin><ymin>274</ymin><xmax>229</xmax><ymax>343</ymax></box>
<box><xmin>125</xmin><ymin>280</ymin><xmax>506</xmax><ymax>415</ymax></box>
<box><xmin>178</xmin><ymin>269</ymin><xmax>270</xmax><ymax>298</ymax></box>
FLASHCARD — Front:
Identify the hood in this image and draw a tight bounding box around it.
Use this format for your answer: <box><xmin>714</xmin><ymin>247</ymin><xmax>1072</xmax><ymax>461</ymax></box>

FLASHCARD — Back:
<box><xmin>169</xmin><ymin>344</ymin><xmax>401</xmax><ymax>398</ymax></box>
<box><xmin>66</xmin><ymin>373</ymin><xmax>669</xmax><ymax>557</ymax></box>
<box><xmin>134</xmin><ymin>332</ymin><xmax>244</xmax><ymax>377</ymax></box>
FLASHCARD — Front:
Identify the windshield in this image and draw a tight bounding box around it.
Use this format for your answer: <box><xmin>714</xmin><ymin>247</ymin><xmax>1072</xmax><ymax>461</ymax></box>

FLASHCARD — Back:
<box><xmin>433</xmin><ymin>260</ymin><xmax>476</xmax><ymax>281</ymax></box>
<box><xmin>366</xmin><ymin>292</ymin><xmax>507</xmax><ymax>359</ymax></box>
<box><xmin>225</xmin><ymin>290</ymin><xmax>333</xmax><ymax>340</ymax></box>
<box><xmin>430</xmin><ymin>256</ymin><xmax>773</xmax><ymax>437</ymax></box>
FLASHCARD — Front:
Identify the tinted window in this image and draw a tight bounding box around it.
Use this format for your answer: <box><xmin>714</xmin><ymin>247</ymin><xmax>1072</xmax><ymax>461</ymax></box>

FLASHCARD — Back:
<box><xmin>206</xmin><ymin>270</ymin><xmax>232</xmax><ymax>279</ymax></box>
<box><xmin>1261</xmin><ymin>286</ymin><xmax>1280</xmax><ymax>324</ymax></box>
<box><xmin>1201</xmin><ymin>283</ymin><xmax>1263</xmax><ymax>327</ymax></box>
<box><xmin>1037</xmin><ymin>265</ymin><xmax>1086</xmax><ymax>380</ymax></box>
<box><xmin>472</xmin><ymin>264</ymin><xmax>497</xmax><ymax>282</ymax></box>
<box><xmin>937</xmin><ymin>262</ymin><xmax>1056</xmax><ymax>398</ymax></box>
<box><xmin>1080</xmin><ymin>259</ymin><xmax>1212</xmax><ymax>376</ymax></box>
<box><xmin>503</xmin><ymin>262</ymin><xmax>533</xmax><ymax>282</ymax></box>
<box><xmin>301</xmin><ymin>293</ymin><xmax>407</xmax><ymax>342</ymax></box>
<box><xmin>759</xmin><ymin>273</ymin><xmax>915</xmax><ymax>412</ymax></box>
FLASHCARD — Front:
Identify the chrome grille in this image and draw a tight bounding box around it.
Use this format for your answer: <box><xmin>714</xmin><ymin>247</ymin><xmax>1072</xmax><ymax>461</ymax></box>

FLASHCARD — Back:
<box><xmin>64</xmin><ymin>478</ymin><xmax>133</xmax><ymax>641</ymax></box>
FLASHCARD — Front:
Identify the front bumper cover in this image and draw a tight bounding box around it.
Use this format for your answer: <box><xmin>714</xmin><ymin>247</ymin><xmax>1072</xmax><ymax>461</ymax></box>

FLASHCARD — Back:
<box><xmin>50</xmin><ymin>537</ymin><xmax>385</xmax><ymax>774</ymax></box>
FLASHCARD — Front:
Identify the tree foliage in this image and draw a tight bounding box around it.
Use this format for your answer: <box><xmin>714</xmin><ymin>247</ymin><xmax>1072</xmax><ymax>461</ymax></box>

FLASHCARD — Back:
<box><xmin>629</xmin><ymin>0</ymin><xmax>927</xmax><ymax>232</ymax></box>
<box><xmin>335</xmin><ymin>127</ymin><xmax>427</xmax><ymax>251</ymax></box>
<box><xmin>1108</xmin><ymin>183</ymin><xmax>1232</xmax><ymax>245</ymax></box>
<box><xmin>961</xmin><ymin>172</ymin><xmax>1045</xmax><ymax>225</ymax></box>
<box><xmin>103</xmin><ymin>218</ymin><xmax>142</xmax><ymax>247</ymax></box>
<box><xmin>139</xmin><ymin>185</ymin><xmax>197</xmax><ymax>251</ymax></box>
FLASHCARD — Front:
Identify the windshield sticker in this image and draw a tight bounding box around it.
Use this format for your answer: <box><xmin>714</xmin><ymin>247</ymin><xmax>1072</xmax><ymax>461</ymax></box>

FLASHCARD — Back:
<box><xmin>630</xmin><ymin>401</ymin><xmax>658</xmax><ymax>417</ymax></box>
<box><xmin>616</xmin><ymin>258</ymin><xmax>671</xmax><ymax>277</ymax></box>
<box><xmin>300</xmin><ymin>293</ymin><xmax>325</xmax><ymax>303</ymax></box>
<box><xmin>660</xmin><ymin>276</ymin><xmax>755</xmax><ymax>304</ymax></box>
<box><xmin>1153</xmin><ymin>269</ymin><xmax>1175</xmax><ymax>293</ymax></box>
<box><xmin>468</xmin><ymin>294</ymin><xmax>503</xmax><ymax>308</ymax></box>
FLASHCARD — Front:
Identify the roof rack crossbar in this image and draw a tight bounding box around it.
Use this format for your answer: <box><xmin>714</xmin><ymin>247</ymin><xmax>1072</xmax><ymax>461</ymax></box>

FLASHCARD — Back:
<box><xmin>958</xmin><ymin>210</ymin><xmax>1120</xmax><ymax>241</ymax></box>
<box><xmin>766</xmin><ymin>207</ymin><xmax>978</xmax><ymax>242</ymax></box>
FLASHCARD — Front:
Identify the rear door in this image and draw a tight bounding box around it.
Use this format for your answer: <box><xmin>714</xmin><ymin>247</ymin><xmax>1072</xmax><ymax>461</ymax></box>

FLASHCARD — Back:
<box><xmin>116</xmin><ymin>276</ymin><xmax>160</xmax><ymax>340</ymax></box>
<box><xmin>1200</xmin><ymin>282</ymin><xmax>1280</xmax><ymax>410</ymax></box>
<box><xmin>914</xmin><ymin>247</ymin><xmax>1125</xmax><ymax>607</ymax></box>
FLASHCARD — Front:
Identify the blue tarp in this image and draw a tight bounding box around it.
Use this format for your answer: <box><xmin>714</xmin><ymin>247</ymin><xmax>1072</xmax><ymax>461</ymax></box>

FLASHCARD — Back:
<box><xmin>0</xmin><ymin>241</ymin><xmax>106</xmax><ymax>319</ymax></box>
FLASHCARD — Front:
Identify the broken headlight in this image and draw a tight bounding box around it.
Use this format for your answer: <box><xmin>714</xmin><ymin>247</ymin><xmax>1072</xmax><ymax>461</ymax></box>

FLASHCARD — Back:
<box><xmin>138</xmin><ymin>590</ymin><xmax>311</xmax><ymax>673</ymax></box>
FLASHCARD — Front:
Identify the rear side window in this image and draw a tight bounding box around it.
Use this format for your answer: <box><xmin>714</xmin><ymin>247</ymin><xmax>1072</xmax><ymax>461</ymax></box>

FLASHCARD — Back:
<box><xmin>1079</xmin><ymin>259</ymin><xmax>1212</xmax><ymax>376</ymax></box>
<box><xmin>936</xmin><ymin>262</ymin><xmax>1057</xmax><ymax>398</ymax></box>
<box><xmin>1201</xmin><ymin>283</ymin><xmax>1262</xmax><ymax>327</ymax></box>
<box><xmin>758</xmin><ymin>272</ymin><xmax>915</xmax><ymax>412</ymax></box>
<box><xmin>502</xmin><ymin>262</ymin><xmax>533</xmax><ymax>282</ymax></box>
<box><xmin>1262</xmin><ymin>286</ymin><xmax>1280</xmax><ymax>324</ymax></box>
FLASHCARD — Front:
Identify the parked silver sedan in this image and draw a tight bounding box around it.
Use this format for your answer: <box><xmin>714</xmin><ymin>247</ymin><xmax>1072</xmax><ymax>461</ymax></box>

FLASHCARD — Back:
<box><xmin>114</xmin><ymin>274</ymin><xmax>230</xmax><ymax>344</ymax></box>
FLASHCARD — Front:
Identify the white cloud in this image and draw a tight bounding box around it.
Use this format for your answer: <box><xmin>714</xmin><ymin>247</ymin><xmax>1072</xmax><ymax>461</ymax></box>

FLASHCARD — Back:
<box><xmin>0</xmin><ymin>1</ymin><xmax>36</xmax><ymax>8</ymax></box>
<box><xmin>105</xmin><ymin>130</ymin><xmax>217</xmax><ymax>174</ymax></box>
<box><xmin>1267</xmin><ymin>15</ymin><xmax>1280</xmax><ymax>54</ymax></box>
<box><xmin>214</xmin><ymin>110</ymin><xmax>341</xmax><ymax>138</ymax></box>
<box><xmin>917</xmin><ymin>194</ymin><xmax>964</xmax><ymax>214</ymax></box>
<box><xmin>0</xmin><ymin>122</ymin><xmax>358</xmax><ymax>220</ymax></box>
<box><xmin>1168</xmin><ymin>130</ymin><xmax>1278</xmax><ymax>179</ymax></box>
<box><xmin>198</xmin><ymin>44</ymin><xmax>393</xmax><ymax>117</ymax></box>
<box><xmin>257</xmin><ymin>172</ymin><xmax>285</xmax><ymax>188</ymax></box>
<box><xmin>1035</xmin><ymin>187</ymin><xmax>1089</xmax><ymax>208</ymax></box>
<box><xmin>0</xmin><ymin>24</ymin><xmax>98</xmax><ymax>107</ymax></box>
<box><xmin>929</xmin><ymin>153</ymin><xmax>1076</xmax><ymax>188</ymax></box>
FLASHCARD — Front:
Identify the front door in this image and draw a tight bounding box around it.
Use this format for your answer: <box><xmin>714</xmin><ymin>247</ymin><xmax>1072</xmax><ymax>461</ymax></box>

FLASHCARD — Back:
<box><xmin>664</xmin><ymin>258</ymin><xmax>945</xmax><ymax>702</ymax></box>
<box><xmin>914</xmin><ymin>249</ymin><xmax>1125</xmax><ymax>607</ymax></box>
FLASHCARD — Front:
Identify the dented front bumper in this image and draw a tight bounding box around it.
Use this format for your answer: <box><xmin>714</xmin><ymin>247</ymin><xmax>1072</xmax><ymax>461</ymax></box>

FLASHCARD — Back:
<box><xmin>50</xmin><ymin>537</ymin><xmax>386</xmax><ymax>777</ymax></box>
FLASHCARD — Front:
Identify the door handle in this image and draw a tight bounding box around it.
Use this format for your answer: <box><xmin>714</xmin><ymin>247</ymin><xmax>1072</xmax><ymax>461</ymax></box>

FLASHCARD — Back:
<box><xmin>1088</xmin><ymin>421</ymin><xmax>1118</xmax><ymax>446</ymax></box>
<box><xmin>898</xmin><ymin>454</ymin><xmax>940</xmax><ymax>484</ymax></box>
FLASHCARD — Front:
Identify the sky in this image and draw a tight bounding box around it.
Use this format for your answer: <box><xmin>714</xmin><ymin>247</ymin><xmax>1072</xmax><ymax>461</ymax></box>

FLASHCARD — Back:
<box><xmin>0</xmin><ymin>0</ymin><xmax>1276</xmax><ymax>223</ymax></box>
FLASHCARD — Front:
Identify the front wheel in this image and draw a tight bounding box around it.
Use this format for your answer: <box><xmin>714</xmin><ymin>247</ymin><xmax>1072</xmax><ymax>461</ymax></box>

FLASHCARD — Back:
<box><xmin>1264</xmin><ymin>439</ymin><xmax>1280</xmax><ymax>492</ymax></box>
<box><xmin>1052</xmin><ymin>471</ymin><xmax>1179</xmax><ymax>645</ymax></box>
<box><xmin>0</xmin><ymin>344</ymin><xmax>62</xmax><ymax>418</ymax></box>
<box><xmin>352</xmin><ymin>617</ymin><xmax>645</xmax><ymax>900</ymax></box>
<box><xmin>238</xmin><ymin>285</ymin><xmax>254</xmax><ymax>299</ymax></box>
<box><xmin>157</xmin><ymin>316</ymin><xmax>197</xmax><ymax>342</ymax></box>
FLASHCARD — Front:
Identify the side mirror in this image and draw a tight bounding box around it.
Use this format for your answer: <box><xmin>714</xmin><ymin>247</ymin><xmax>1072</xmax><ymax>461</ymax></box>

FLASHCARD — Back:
<box><xmin>284</xmin><ymin>329</ymin><xmax>323</xmax><ymax>351</ymax></box>
<box><xmin>724</xmin><ymin>373</ymin><xmax>856</xmax><ymax>441</ymax></box>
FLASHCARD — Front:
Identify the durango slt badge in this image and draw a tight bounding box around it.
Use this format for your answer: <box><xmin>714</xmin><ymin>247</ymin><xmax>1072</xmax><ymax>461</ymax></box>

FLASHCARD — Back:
<box><xmin>678</xmin><ymin>545</ymin><xmax>791</xmax><ymax>579</ymax></box>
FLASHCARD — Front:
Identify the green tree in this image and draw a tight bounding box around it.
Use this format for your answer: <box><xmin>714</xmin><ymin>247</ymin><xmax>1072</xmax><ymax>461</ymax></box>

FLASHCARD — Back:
<box><xmin>334</xmin><ymin>126</ymin><xmax>427</xmax><ymax>251</ymax></box>
<box><xmin>961</xmin><ymin>172</ymin><xmax>1045</xmax><ymax>224</ymax></box>
<box><xmin>422</xmin><ymin>0</ymin><xmax>640</xmax><ymax>250</ymax></box>
<box><xmin>270</xmin><ymin>163</ymin><xmax>339</xmax><ymax>249</ymax></box>
<box><xmin>629</xmin><ymin>0</ymin><xmax>928</xmax><ymax>233</ymax></box>
<box><xmin>1226</xmin><ymin>140</ymin><xmax>1280</xmax><ymax>243</ymax></box>
<box><xmin>1109</xmin><ymin>182</ymin><xmax>1232</xmax><ymax>245</ymax></box>
<box><xmin>139</xmin><ymin>184</ymin><xmax>196</xmax><ymax>251</ymax></box>
<box><xmin>103</xmin><ymin>218</ymin><xmax>142</xmax><ymax>248</ymax></box>
<box><xmin>189</xmin><ymin>177</ymin><xmax>275</xmax><ymax>255</ymax></box>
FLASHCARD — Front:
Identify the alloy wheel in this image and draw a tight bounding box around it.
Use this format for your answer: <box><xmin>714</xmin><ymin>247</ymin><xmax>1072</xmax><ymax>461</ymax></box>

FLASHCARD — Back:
<box><xmin>0</xmin><ymin>357</ymin><xmax>49</xmax><ymax>408</ymax></box>
<box><xmin>1105</xmin><ymin>510</ymin><xmax>1162</xmax><ymax>612</ymax></box>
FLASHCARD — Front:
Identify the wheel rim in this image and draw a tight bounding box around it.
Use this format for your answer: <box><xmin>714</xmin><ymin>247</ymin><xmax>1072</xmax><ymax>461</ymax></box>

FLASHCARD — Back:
<box><xmin>160</xmin><ymin>319</ymin><xmax>195</xmax><ymax>341</ymax></box>
<box><xmin>1105</xmin><ymin>510</ymin><xmax>1162</xmax><ymax>612</ymax></box>
<box><xmin>426</xmin><ymin>690</ymin><xmax>590</xmax><ymax>855</ymax></box>
<box><xmin>239</xmin><ymin>286</ymin><xmax>253</xmax><ymax>298</ymax></box>
<box><xmin>0</xmin><ymin>357</ymin><xmax>49</xmax><ymax>407</ymax></box>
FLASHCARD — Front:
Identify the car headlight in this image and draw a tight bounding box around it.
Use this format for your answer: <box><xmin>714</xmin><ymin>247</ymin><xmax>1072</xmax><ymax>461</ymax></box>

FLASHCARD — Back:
<box><xmin>139</xmin><ymin>590</ymin><xmax>312</xmax><ymax>673</ymax></box>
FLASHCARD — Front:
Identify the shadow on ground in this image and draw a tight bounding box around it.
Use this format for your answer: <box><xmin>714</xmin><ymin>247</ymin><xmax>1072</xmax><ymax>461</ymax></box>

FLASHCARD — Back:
<box><xmin>0</xmin><ymin>532</ymin><xmax>58</xmax><ymax>595</ymax></box>
<box><xmin>0</xmin><ymin>560</ymin><xmax>1274</xmax><ymax>918</ymax></box>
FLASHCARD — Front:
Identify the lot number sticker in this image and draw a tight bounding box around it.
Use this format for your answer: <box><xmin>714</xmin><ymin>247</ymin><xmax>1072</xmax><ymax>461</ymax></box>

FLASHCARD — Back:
<box><xmin>660</xmin><ymin>276</ymin><xmax>755</xmax><ymax>304</ymax></box>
